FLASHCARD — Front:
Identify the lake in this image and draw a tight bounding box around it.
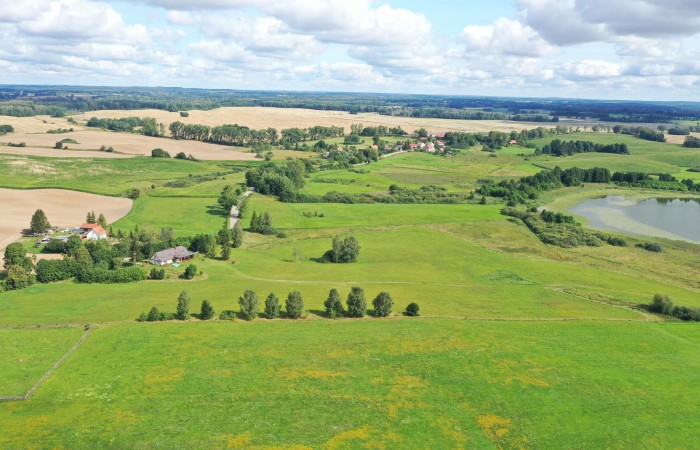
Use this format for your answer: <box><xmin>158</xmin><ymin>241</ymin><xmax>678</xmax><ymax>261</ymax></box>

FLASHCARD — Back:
<box><xmin>569</xmin><ymin>196</ymin><xmax>700</xmax><ymax>243</ymax></box>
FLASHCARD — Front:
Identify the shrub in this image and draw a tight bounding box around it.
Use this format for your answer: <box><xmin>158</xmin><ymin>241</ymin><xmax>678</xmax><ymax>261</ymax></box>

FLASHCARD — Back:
<box><xmin>636</xmin><ymin>242</ymin><xmax>662</xmax><ymax>252</ymax></box>
<box><xmin>182</xmin><ymin>264</ymin><xmax>198</xmax><ymax>279</ymax></box>
<box><xmin>238</xmin><ymin>289</ymin><xmax>259</xmax><ymax>321</ymax></box>
<box><xmin>286</xmin><ymin>290</ymin><xmax>304</xmax><ymax>319</ymax></box>
<box><xmin>147</xmin><ymin>306</ymin><xmax>161</xmax><ymax>322</ymax></box>
<box><xmin>149</xmin><ymin>267</ymin><xmax>166</xmax><ymax>280</ymax></box>
<box><xmin>405</xmin><ymin>302</ymin><xmax>420</xmax><ymax>316</ymax></box>
<box><xmin>179</xmin><ymin>111</ymin><xmax>189</xmax><ymax>117</ymax></box>
<box><xmin>151</xmin><ymin>148</ymin><xmax>171</xmax><ymax>158</ymax></box>
<box><xmin>650</xmin><ymin>293</ymin><xmax>674</xmax><ymax>314</ymax></box>
<box><xmin>219</xmin><ymin>310</ymin><xmax>236</xmax><ymax>320</ymax></box>
<box><xmin>372</xmin><ymin>292</ymin><xmax>394</xmax><ymax>317</ymax></box>
<box><xmin>36</xmin><ymin>259</ymin><xmax>74</xmax><ymax>283</ymax></box>
<box><xmin>324</xmin><ymin>288</ymin><xmax>344</xmax><ymax>318</ymax></box>
<box><xmin>346</xmin><ymin>286</ymin><xmax>367</xmax><ymax>318</ymax></box>
<box><xmin>264</xmin><ymin>293</ymin><xmax>280</xmax><ymax>319</ymax></box>
<box><xmin>322</xmin><ymin>236</ymin><xmax>360</xmax><ymax>263</ymax></box>
<box><xmin>200</xmin><ymin>300</ymin><xmax>215</xmax><ymax>320</ymax></box>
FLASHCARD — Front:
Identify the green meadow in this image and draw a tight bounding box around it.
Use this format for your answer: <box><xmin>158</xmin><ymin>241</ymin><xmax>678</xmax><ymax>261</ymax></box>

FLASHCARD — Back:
<box><xmin>1</xmin><ymin>143</ymin><xmax>699</xmax><ymax>447</ymax></box>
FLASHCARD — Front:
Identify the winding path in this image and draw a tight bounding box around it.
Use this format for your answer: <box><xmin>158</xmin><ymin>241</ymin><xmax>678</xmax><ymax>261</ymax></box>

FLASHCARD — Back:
<box><xmin>230</xmin><ymin>188</ymin><xmax>254</xmax><ymax>229</ymax></box>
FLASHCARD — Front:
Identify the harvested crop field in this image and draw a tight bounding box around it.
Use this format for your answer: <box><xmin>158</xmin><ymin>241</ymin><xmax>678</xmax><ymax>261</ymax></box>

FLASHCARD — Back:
<box><xmin>664</xmin><ymin>132</ymin><xmax>700</xmax><ymax>145</ymax></box>
<box><xmin>0</xmin><ymin>129</ymin><xmax>257</xmax><ymax>161</ymax></box>
<box><xmin>0</xmin><ymin>188</ymin><xmax>132</xmax><ymax>255</ymax></box>
<box><xmin>72</xmin><ymin>107</ymin><xmax>555</xmax><ymax>134</ymax></box>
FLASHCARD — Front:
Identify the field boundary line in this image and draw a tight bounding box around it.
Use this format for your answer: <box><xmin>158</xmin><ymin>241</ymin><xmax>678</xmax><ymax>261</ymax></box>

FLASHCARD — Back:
<box><xmin>0</xmin><ymin>326</ymin><xmax>92</xmax><ymax>402</ymax></box>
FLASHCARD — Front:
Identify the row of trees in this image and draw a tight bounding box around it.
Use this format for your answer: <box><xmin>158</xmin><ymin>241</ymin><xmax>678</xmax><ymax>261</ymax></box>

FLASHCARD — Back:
<box><xmin>536</xmin><ymin>139</ymin><xmax>629</xmax><ymax>156</ymax></box>
<box><xmin>612</xmin><ymin>125</ymin><xmax>665</xmax><ymax>142</ymax></box>
<box><xmin>649</xmin><ymin>294</ymin><xmax>700</xmax><ymax>321</ymax></box>
<box><xmin>87</xmin><ymin>117</ymin><xmax>164</xmax><ymax>136</ymax></box>
<box><xmin>138</xmin><ymin>288</ymin><xmax>420</xmax><ymax>322</ymax></box>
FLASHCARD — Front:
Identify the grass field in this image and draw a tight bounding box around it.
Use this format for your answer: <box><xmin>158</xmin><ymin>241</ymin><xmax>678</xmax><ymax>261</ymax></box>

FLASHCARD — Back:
<box><xmin>0</xmin><ymin>320</ymin><xmax>698</xmax><ymax>448</ymax></box>
<box><xmin>0</xmin><ymin>327</ymin><xmax>84</xmax><ymax>397</ymax></box>
<box><xmin>1</xmin><ymin>139</ymin><xmax>699</xmax><ymax>447</ymax></box>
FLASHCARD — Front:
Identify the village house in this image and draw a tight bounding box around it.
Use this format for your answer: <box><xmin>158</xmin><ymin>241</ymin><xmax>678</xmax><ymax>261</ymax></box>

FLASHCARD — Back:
<box><xmin>150</xmin><ymin>246</ymin><xmax>196</xmax><ymax>266</ymax></box>
<box><xmin>80</xmin><ymin>223</ymin><xmax>108</xmax><ymax>240</ymax></box>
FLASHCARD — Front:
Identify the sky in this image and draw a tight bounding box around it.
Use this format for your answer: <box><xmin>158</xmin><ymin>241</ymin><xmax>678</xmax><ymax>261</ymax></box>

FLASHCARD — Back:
<box><xmin>1</xmin><ymin>0</ymin><xmax>700</xmax><ymax>100</ymax></box>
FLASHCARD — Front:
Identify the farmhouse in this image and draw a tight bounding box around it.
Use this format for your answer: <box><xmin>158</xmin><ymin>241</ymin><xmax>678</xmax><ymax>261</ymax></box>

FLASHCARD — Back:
<box><xmin>80</xmin><ymin>223</ymin><xmax>108</xmax><ymax>240</ymax></box>
<box><xmin>150</xmin><ymin>246</ymin><xmax>196</xmax><ymax>266</ymax></box>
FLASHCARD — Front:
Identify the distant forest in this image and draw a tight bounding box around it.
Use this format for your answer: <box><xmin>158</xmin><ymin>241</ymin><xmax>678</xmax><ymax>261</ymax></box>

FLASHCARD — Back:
<box><xmin>1</xmin><ymin>85</ymin><xmax>700</xmax><ymax>123</ymax></box>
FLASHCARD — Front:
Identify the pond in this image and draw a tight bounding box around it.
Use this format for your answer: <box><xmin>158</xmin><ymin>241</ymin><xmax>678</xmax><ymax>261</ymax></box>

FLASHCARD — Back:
<box><xmin>569</xmin><ymin>196</ymin><xmax>700</xmax><ymax>243</ymax></box>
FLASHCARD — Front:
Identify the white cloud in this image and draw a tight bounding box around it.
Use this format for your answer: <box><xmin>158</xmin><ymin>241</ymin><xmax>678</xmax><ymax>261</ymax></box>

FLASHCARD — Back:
<box><xmin>461</xmin><ymin>18</ymin><xmax>556</xmax><ymax>57</ymax></box>
<box><xmin>563</xmin><ymin>60</ymin><xmax>622</xmax><ymax>79</ymax></box>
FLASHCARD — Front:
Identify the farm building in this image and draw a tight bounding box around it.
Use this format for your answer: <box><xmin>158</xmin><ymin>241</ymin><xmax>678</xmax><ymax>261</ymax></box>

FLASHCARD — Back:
<box><xmin>80</xmin><ymin>224</ymin><xmax>108</xmax><ymax>240</ymax></box>
<box><xmin>150</xmin><ymin>246</ymin><xmax>196</xmax><ymax>266</ymax></box>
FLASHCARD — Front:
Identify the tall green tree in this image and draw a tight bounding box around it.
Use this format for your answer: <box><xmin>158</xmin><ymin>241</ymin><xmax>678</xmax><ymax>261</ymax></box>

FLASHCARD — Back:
<box><xmin>346</xmin><ymin>286</ymin><xmax>367</xmax><ymax>318</ymax></box>
<box><xmin>286</xmin><ymin>290</ymin><xmax>304</xmax><ymax>319</ymax></box>
<box><xmin>324</xmin><ymin>288</ymin><xmax>344</xmax><ymax>318</ymax></box>
<box><xmin>5</xmin><ymin>265</ymin><xmax>33</xmax><ymax>290</ymax></box>
<box><xmin>200</xmin><ymin>300</ymin><xmax>215</xmax><ymax>320</ymax></box>
<box><xmin>221</xmin><ymin>241</ymin><xmax>231</xmax><ymax>260</ymax></box>
<box><xmin>372</xmin><ymin>292</ymin><xmax>393</xmax><ymax>317</ymax></box>
<box><xmin>232</xmin><ymin>220</ymin><xmax>244</xmax><ymax>248</ymax></box>
<box><xmin>176</xmin><ymin>290</ymin><xmax>191</xmax><ymax>320</ymax></box>
<box><xmin>86</xmin><ymin>211</ymin><xmax>96</xmax><ymax>224</ymax></box>
<box><xmin>97</xmin><ymin>213</ymin><xmax>107</xmax><ymax>228</ymax></box>
<box><xmin>29</xmin><ymin>209</ymin><xmax>51</xmax><ymax>234</ymax></box>
<box><xmin>3</xmin><ymin>242</ymin><xmax>32</xmax><ymax>271</ymax></box>
<box><xmin>238</xmin><ymin>289</ymin><xmax>259</xmax><ymax>321</ymax></box>
<box><xmin>264</xmin><ymin>292</ymin><xmax>280</xmax><ymax>319</ymax></box>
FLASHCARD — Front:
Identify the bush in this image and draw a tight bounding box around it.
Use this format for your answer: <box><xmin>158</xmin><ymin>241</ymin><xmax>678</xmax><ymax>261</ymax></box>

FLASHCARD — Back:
<box><xmin>149</xmin><ymin>267</ymin><xmax>166</xmax><ymax>280</ymax></box>
<box><xmin>182</xmin><ymin>264</ymin><xmax>198</xmax><ymax>279</ymax></box>
<box><xmin>636</xmin><ymin>242</ymin><xmax>662</xmax><ymax>252</ymax></box>
<box><xmin>36</xmin><ymin>259</ymin><xmax>74</xmax><ymax>283</ymax></box>
<box><xmin>75</xmin><ymin>266</ymin><xmax>146</xmax><ymax>284</ymax></box>
<box><xmin>650</xmin><ymin>293</ymin><xmax>674</xmax><ymax>314</ymax></box>
<box><xmin>405</xmin><ymin>302</ymin><xmax>420</xmax><ymax>316</ymax></box>
<box><xmin>200</xmin><ymin>300</ymin><xmax>215</xmax><ymax>320</ymax></box>
<box><xmin>346</xmin><ymin>286</ymin><xmax>367</xmax><ymax>318</ymax></box>
<box><xmin>286</xmin><ymin>290</ymin><xmax>304</xmax><ymax>319</ymax></box>
<box><xmin>322</xmin><ymin>236</ymin><xmax>360</xmax><ymax>263</ymax></box>
<box><xmin>147</xmin><ymin>306</ymin><xmax>161</xmax><ymax>322</ymax></box>
<box><xmin>219</xmin><ymin>310</ymin><xmax>236</xmax><ymax>320</ymax></box>
<box><xmin>238</xmin><ymin>289</ymin><xmax>259</xmax><ymax>321</ymax></box>
<box><xmin>179</xmin><ymin>111</ymin><xmax>189</xmax><ymax>117</ymax></box>
<box><xmin>43</xmin><ymin>239</ymin><xmax>67</xmax><ymax>253</ymax></box>
<box><xmin>151</xmin><ymin>148</ymin><xmax>171</xmax><ymax>158</ymax></box>
<box><xmin>372</xmin><ymin>292</ymin><xmax>394</xmax><ymax>317</ymax></box>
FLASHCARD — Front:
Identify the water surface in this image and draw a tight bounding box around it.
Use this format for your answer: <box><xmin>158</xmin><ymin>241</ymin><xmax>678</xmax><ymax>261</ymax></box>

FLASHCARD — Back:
<box><xmin>569</xmin><ymin>196</ymin><xmax>700</xmax><ymax>243</ymax></box>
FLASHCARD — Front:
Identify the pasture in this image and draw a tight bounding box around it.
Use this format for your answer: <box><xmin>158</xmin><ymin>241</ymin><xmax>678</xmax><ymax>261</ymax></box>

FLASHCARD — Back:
<box><xmin>0</xmin><ymin>320</ymin><xmax>698</xmax><ymax>448</ymax></box>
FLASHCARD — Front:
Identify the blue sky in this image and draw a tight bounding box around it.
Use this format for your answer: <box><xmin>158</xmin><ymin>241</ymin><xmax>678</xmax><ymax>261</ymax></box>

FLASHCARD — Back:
<box><xmin>1</xmin><ymin>0</ymin><xmax>699</xmax><ymax>100</ymax></box>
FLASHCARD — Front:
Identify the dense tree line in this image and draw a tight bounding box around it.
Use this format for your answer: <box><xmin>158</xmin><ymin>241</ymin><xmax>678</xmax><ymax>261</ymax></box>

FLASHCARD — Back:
<box><xmin>87</xmin><ymin>117</ymin><xmax>164</xmax><ymax>136</ymax></box>
<box><xmin>536</xmin><ymin>139</ymin><xmax>628</xmax><ymax>156</ymax></box>
<box><xmin>477</xmin><ymin>167</ymin><xmax>612</xmax><ymax>205</ymax></box>
<box><xmin>245</xmin><ymin>160</ymin><xmax>308</xmax><ymax>202</ymax></box>
<box><xmin>612</xmin><ymin>125</ymin><xmax>665</xmax><ymax>142</ymax></box>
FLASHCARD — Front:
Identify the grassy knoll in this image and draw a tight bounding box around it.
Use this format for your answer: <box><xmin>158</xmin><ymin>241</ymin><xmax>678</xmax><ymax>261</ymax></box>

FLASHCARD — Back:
<box><xmin>0</xmin><ymin>327</ymin><xmax>83</xmax><ymax>396</ymax></box>
<box><xmin>0</xmin><ymin>320</ymin><xmax>698</xmax><ymax>448</ymax></box>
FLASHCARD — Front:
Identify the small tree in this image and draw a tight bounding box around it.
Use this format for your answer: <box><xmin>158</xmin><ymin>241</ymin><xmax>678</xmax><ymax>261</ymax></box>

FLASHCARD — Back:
<box><xmin>232</xmin><ymin>220</ymin><xmax>244</xmax><ymax>248</ymax></box>
<box><xmin>4</xmin><ymin>242</ymin><xmax>32</xmax><ymax>271</ymax></box>
<box><xmin>176</xmin><ymin>290</ymin><xmax>191</xmax><ymax>320</ymax></box>
<box><xmin>182</xmin><ymin>264</ymin><xmax>198</xmax><ymax>279</ymax></box>
<box><xmin>405</xmin><ymin>302</ymin><xmax>420</xmax><ymax>316</ymax></box>
<box><xmin>200</xmin><ymin>300</ymin><xmax>215</xmax><ymax>320</ymax></box>
<box><xmin>97</xmin><ymin>213</ymin><xmax>107</xmax><ymax>228</ymax></box>
<box><xmin>147</xmin><ymin>306</ymin><xmax>161</xmax><ymax>322</ymax></box>
<box><xmin>238</xmin><ymin>289</ymin><xmax>260</xmax><ymax>321</ymax></box>
<box><xmin>29</xmin><ymin>209</ymin><xmax>51</xmax><ymax>234</ymax></box>
<box><xmin>324</xmin><ymin>288</ymin><xmax>344</xmax><ymax>318</ymax></box>
<box><xmin>286</xmin><ymin>290</ymin><xmax>304</xmax><ymax>319</ymax></box>
<box><xmin>264</xmin><ymin>292</ymin><xmax>281</xmax><ymax>319</ymax></box>
<box><xmin>372</xmin><ymin>291</ymin><xmax>393</xmax><ymax>317</ymax></box>
<box><xmin>149</xmin><ymin>267</ymin><xmax>165</xmax><ymax>280</ymax></box>
<box><xmin>86</xmin><ymin>211</ymin><xmax>96</xmax><ymax>224</ymax></box>
<box><xmin>346</xmin><ymin>286</ymin><xmax>367</xmax><ymax>318</ymax></box>
<box><xmin>221</xmin><ymin>241</ymin><xmax>231</xmax><ymax>260</ymax></box>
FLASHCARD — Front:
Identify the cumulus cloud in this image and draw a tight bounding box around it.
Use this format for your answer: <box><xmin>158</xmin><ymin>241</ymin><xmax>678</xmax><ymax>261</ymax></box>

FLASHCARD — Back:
<box><xmin>461</xmin><ymin>18</ymin><xmax>556</xmax><ymax>57</ymax></box>
<box><xmin>518</xmin><ymin>0</ymin><xmax>700</xmax><ymax>45</ymax></box>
